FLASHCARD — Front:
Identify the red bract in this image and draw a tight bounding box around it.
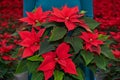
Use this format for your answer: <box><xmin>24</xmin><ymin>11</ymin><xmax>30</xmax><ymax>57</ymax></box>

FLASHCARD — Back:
<box><xmin>0</xmin><ymin>32</ymin><xmax>12</xmax><ymax>39</ymax></box>
<box><xmin>94</xmin><ymin>29</ymin><xmax>107</xmax><ymax>35</ymax></box>
<box><xmin>94</xmin><ymin>0</ymin><xmax>120</xmax><ymax>31</ymax></box>
<box><xmin>112</xmin><ymin>49</ymin><xmax>120</xmax><ymax>59</ymax></box>
<box><xmin>19</xmin><ymin>28</ymin><xmax>45</xmax><ymax>58</ymax></box>
<box><xmin>20</xmin><ymin>7</ymin><xmax>49</xmax><ymax>26</ymax></box>
<box><xmin>50</xmin><ymin>5</ymin><xmax>91</xmax><ymax>31</ymax></box>
<box><xmin>0</xmin><ymin>40</ymin><xmax>15</xmax><ymax>54</ymax></box>
<box><xmin>80</xmin><ymin>32</ymin><xmax>103</xmax><ymax>54</ymax></box>
<box><xmin>2</xmin><ymin>55</ymin><xmax>16</xmax><ymax>61</ymax></box>
<box><xmin>111</xmin><ymin>43</ymin><xmax>120</xmax><ymax>50</ymax></box>
<box><xmin>110</xmin><ymin>32</ymin><xmax>120</xmax><ymax>42</ymax></box>
<box><xmin>1</xmin><ymin>21</ymin><xmax>9</xmax><ymax>28</ymax></box>
<box><xmin>0</xmin><ymin>0</ymin><xmax>23</xmax><ymax>30</ymax></box>
<box><xmin>0</xmin><ymin>0</ymin><xmax>22</xmax><ymax>20</ymax></box>
<box><xmin>37</xmin><ymin>42</ymin><xmax>77</xmax><ymax>80</ymax></box>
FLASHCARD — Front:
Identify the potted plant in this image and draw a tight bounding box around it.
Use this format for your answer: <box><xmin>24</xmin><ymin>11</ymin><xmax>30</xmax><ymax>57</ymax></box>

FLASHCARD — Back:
<box><xmin>15</xmin><ymin>6</ymin><xmax>116</xmax><ymax>80</ymax></box>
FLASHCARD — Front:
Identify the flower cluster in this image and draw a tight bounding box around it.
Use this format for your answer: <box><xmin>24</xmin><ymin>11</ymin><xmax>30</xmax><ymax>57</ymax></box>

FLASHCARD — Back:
<box><xmin>80</xmin><ymin>32</ymin><xmax>103</xmax><ymax>55</ymax></box>
<box><xmin>0</xmin><ymin>0</ymin><xmax>22</xmax><ymax>61</ymax></box>
<box><xmin>19</xmin><ymin>28</ymin><xmax>45</xmax><ymax>58</ymax></box>
<box><xmin>17</xmin><ymin>6</ymin><xmax>115</xmax><ymax>80</ymax></box>
<box><xmin>110</xmin><ymin>32</ymin><xmax>120</xmax><ymax>59</ymax></box>
<box><xmin>94</xmin><ymin>0</ymin><xmax>120</xmax><ymax>30</ymax></box>
<box><xmin>0</xmin><ymin>0</ymin><xmax>22</xmax><ymax>30</ymax></box>
<box><xmin>94</xmin><ymin>0</ymin><xmax>120</xmax><ymax>79</ymax></box>
<box><xmin>0</xmin><ymin>0</ymin><xmax>119</xmax><ymax>80</ymax></box>
<box><xmin>0</xmin><ymin>0</ymin><xmax>22</xmax><ymax>79</ymax></box>
<box><xmin>0</xmin><ymin>0</ymin><xmax>22</xmax><ymax>60</ymax></box>
<box><xmin>0</xmin><ymin>33</ymin><xmax>17</xmax><ymax>60</ymax></box>
<box><xmin>38</xmin><ymin>43</ymin><xmax>77</xmax><ymax>80</ymax></box>
<box><xmin>0</xmin><ymin>0</ymin><xmax>22</xmax><ymax>20</ymax></box>
<box><xmin>94</xmin><ymin>0</ymin><xmax>120</xmax><ymax>59</ymax></box>
<box><xmin>0</xmin><ymin>32</ymin><xmax>19</xmax><ymax>80</ymax></box>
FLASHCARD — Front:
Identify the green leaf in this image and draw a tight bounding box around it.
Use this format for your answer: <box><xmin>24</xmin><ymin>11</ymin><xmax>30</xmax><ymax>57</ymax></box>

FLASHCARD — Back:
<box><xmin>36</xmin><ymin>22</ymin><xmax>41</xmax><ymax>26</ymax></box>
<box><xmin>64</xmin><ymin>75</ymin><xmax>75</xmax><ymax>80</ymax></box>
<box><xmin>94</xmin><ymin>55</ymin><xmax>108</xmax><ymax>70</ymax></box>
<box><xmin>49</xmin><ymin>27</ymin><xmax>67</xmax><ymax>41</ymax></box>
<box><xmin>15</xmin><ymin>60</ymin><xmax>28</xmax><ymax>74</ymax></box>
<box><xmin>98</xmin><ymin>34</ymin><xmax>109</xmax><ymax>41</ymax></box>
<box><xmin>27</xmin><ymin>55</ymin><xmax>43</xmax><ymax>61</ymax></box>
<box><xmin>71</xmin><ymin>68</ymin><xmax>85</xmax><ymax>80</ymax></box>
<box><xmin>80</xmin><ymin>10</ymin><xmax>86</xmax><ymax>14</ymax></box>
<box><xmin>41</xmin><ymin>22</ymin><xmax>57</xmax><ymax>28</ymax></box>
<box><xmin>101</xmin><ymin>45</ymin><xmax>115</xmax><ymax>59</ymax></box>
<box><xmin>27</xmin><ymin>61</ymin><xmax>40</xmax><ymax>73</ymax></box>
<box><xmin>0</xmin><ymin>63</ymin><xmax>7</xmax><ymax>76</ymax></box>
<box><xmin>12</xmin><ymin>32</ymin><xmax>18</xmax><ymax>36</ymax></box>
<box><xmin>31</xmin><ymin>71</ymin><xmax>43</xmax><ymax>80</ymax></box>
<box><xmin>32</xmin><ymin>7</ymin><xmax>37</xmax><ymax>12</ymax></box>
<box><xmin>88</xmin><ymin>65</ymin><xmax>97</xmax><ymax>74</ymax></box>
<box><xmin>11</xmin><ymin>47</ymin><xmax>21</xmax><ymax>58</ymax></box>
<box><xmin>73</xmin><ymin>53</ymin><xmax>84</xmax><ymax>66</ymax></box>
<box><xmin>80</xmin><ymin>50</ymin><xmax>94</xmax><ymax>65</ymax></box>
<box><xmin>0</xmin><ymin>58</ymin><xmax>5</xmax><ymax>63</ymax></box>
<box><xmin>64</xmin><ymin>37</ymin><xmax>83</xmax><ymax>53</ymax></box>
<box><xmin>54</xmin><ymin>70</ymin><xmax>64</xmax><ymax>80</ymax></box>
<box><xmin>39</xmin><ymin>39</ymin><xmax>55</xmax><ymax>55</ymax></box>
<box><xmin>71</xmin><ymin>28</ymin><xmax>82</xmax><ymax>36</ymax></box>
<box><xmin>83</xmin><ymin>17</ymin><xmax>100</xmax><ymax>30</ymax></box>
<box><xmin>105</xmin><ymin>39</ymin><xmax>114</xmax><ymax>46</ymax></box>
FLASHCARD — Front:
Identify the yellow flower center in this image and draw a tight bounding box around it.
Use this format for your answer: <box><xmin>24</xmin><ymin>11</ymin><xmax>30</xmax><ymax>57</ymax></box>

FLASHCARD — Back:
<box><xmin>65</xmin><ymin>17</ymin><xmax>70</xmax><ymax>20</ymax></box>
<box><xmin>89</xmin><ymin>38</ymin><xmax>93</xmax><ymax>42</ymax></box>
<box><xmin>34</xmin><ymin>42</ymin><xmax>38</xmax><ymax>45</ymax></box>
<box><xmin>35</xmin><ymin>20</ymin><xmax>39</xmax><ymax>23</ymax></box>
<box><xmin>55</xmin><ymin>57</ymin><xmax>58</xmax><ymax>61</ymax></box>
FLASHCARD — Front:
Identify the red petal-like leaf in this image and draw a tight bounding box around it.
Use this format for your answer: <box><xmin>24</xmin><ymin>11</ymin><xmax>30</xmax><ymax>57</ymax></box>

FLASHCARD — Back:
<box><xmin>65</xmin><ymin>21</ymin><xmax>76</xmax><ymax>31</ymax></box>
<box><xmin>60</xmin><ymin>59</ymin><xmax>77</xmax><ymax>75</ymax></box>
<box><xmin>19</xmin><ymin>38</ymin><xmax>33</xmax><ymax>47</ymax></box>
<box><xmin>19</xmin><ymin>17</ymin><xmax>35</xmax><ymax>25</ymax></box>
<box><xmin>44</xmin><ymin>70</ymin><xmax>54</xmax><ymax>80</ymax></box>
<box><xmin>30</xmin><ymin>45</ymin><xmax>40</xmax><ymax>53</ymax></box>
<box><xmin>112</xmin><ymin>50</ymin><xmax>120</xmax><ymax>58</ymax></box>
<box><xmin>90</xmin><ymin>46</ymin><xmax>101</xmax><ymax>55</ymax></box>
<box><xmin>52</xmin><ymin>7</ymin><xmax>64</xmax><ymax>18</ymax></box>
<box><xmin>19</xmin><ymin>31</ymin><xmax>31</xmax><ymax>40</ymax></box>
<box><xmin>22</xmin><ymin>47</ymin><xmax>33</xmax><ymax>58</ymax></box>
<box><xmin>37</xmin><ymin>28</ymin><xmax>46</xmax><ymax>37</ymax></box>
<box><xmin>79</xmin><ymin>20</ymin><xmax>92</xmax><ymax>32</ymax></box>
<box><xmin>56</xmin><ymin>42</ymin><xmax>71</xmax><ymax>59</ymax></box>
<box><xmin>38</xmin><ymin>52</ymin><xmax>56</xmax><ymax>71</ymax></box>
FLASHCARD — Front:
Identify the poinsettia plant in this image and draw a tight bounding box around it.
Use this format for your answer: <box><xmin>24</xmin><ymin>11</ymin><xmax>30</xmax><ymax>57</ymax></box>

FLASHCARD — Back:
<box><xmin>15</xmin><ymin>6</ymin><xmax>117</xmax><ymax>80</ymax></box>
<box><xmin>0</xmin><ymin>32</ymin><xmax>19</xmax><ymax>80</ymax></box>
<box><xmin>0</xmin><ymin>4</ymin><xmax>21</xmax><ymax>79</ymax></box>
<box><xmin>93</xmin><ymin>1</ymin><xmax>120</xmax><ymax>79</ymax></box>
<box><xmin>0</xmin><ymin>1</ymin><xmax>22</xmax><ymax>79</ymax></box>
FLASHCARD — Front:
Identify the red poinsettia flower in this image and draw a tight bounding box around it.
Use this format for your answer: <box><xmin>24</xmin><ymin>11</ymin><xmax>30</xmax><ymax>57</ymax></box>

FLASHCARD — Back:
<box><xmin>1</xmin><ymin>32</ymin><xmax>12</xmax><ymax>39</ymax></box>
<box><xmin>80</xmin><ymin>32</ymin><xmax>104</xmax><ymax>54</ymax></box>
<box><xmin>112</xmin><ymin>49</ymin><xmax>120</xmax><ymax>59</ymax></box>
<box><xmin>20</xmin><ymin>7</ymin><xmax>49</xmax><ymax>26</ymax></box>
<box><xmin>0</xmin><ymin>40</ymin><xmax>15</xmax><ymax>54</ymax></box>
<box><xmin>50</xmin><ymin>5</ymin><xmax>91</xmax><ymax>31</ymax></box>
<box><xmin>37</xmin><ymin>42</ymin><xmax>77</xmax><ymax>80</ymax></box>
<box><xmin>19</xmin><ymin>28</ymin><xmax>45</xmax><ymax>58</ymax></box>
